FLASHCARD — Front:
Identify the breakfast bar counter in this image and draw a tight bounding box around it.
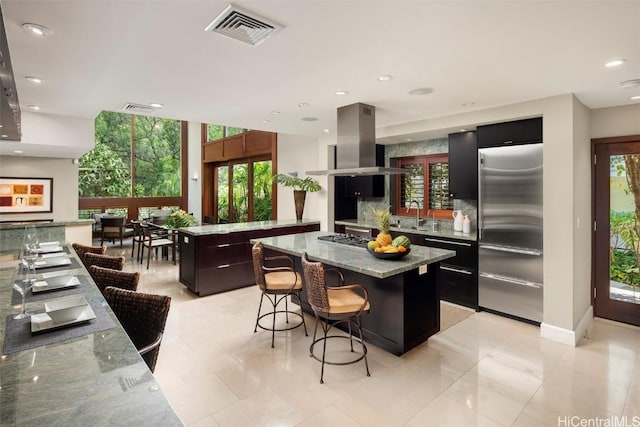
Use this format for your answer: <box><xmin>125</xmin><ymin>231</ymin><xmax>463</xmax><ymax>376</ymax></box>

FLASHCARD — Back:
<box><xmin>0</xmin><ymin>245</ymin><xmax>182</xmax><ymax>426</ymax></box>
<box><xmin>252</xmin><ymin>231</ymin><xmax>455</xmax><ymax>355</ymax></box>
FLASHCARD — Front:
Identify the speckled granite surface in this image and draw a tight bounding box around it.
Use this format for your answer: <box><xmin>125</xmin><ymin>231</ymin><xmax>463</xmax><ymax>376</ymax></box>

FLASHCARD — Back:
<box><xmin>335</xmin><ymin>219</ymin><xmax>478</xmax><ymax>242</ymax></box>
<box><xmin>252</xmin><ymin>231</ymin><xmax>455</xmax><ymax>279</ymax></box>
<box><xmin>180</xmin><ymin>219</ymin><xmax>321</xmax><ymax>236</ymax></box>
<box><xmin>0</xmin><ymin>245</ymin><xmax>183</xmax><ymax>426</ymax></box>
<box><xmin>0</xmin><ymin>220</ymin><xmax>93</xmax><ymax>252</ymax></box>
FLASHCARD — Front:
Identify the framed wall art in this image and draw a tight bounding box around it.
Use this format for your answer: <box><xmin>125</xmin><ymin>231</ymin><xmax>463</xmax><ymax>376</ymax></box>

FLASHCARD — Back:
<box><xmin>0</xmin><ymin>177</ymin><xmax>53</xmax><ymax>214</ymax></box>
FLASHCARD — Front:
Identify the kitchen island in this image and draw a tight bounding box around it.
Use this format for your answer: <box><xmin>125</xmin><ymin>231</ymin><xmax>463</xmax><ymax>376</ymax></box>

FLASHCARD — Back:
<box><xmin>252</xmin><ymin>231</ymin><xmax>455</xmax><ymax>355</ymax></box>
<box><xmin>178</xmin><ymin>219</ymin><xmax>320</xmax><ymax>296</ymax></box>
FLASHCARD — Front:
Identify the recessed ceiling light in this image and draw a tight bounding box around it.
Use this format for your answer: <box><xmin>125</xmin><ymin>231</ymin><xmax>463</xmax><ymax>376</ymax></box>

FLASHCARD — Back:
<box><xmin>25</xmin><ymin>76</ymin><xmax>46</xmax><ymax>84</ymax></box>
<box><xmin>149</xmin><ymin>103</ymin><xmax>163</xmax><ymax>108</ymax></box>
<box><xmin>335</xmin><ymin>91</ymin><xmax>348</xmax><ymax>96</ymax></box>
<box><xmin>605</xmin><ymin>59</ymin><xmax>626</xmax><ymax>68</ymax></box>
<box><xmin>408</xmin><ymin>88</ymin><xmax>433</xmax><ymax>96</ymax></box>
<box><xmin>631</xmin><ymin>95</ymin><xmax>640</xmax><ymax>100</ymax></box>
<box><xmin>0</xmin><ymin>124</ymin><xmax>3</xmax><ymax>128</ymax></box>
<box><xmin>461</xmin><ymin>101</ymin><xmax>475</xmax><ymax>107</ymax></box>
<box><xmin>377</xmin><ymin>75</ymin><xmax>392</xmax><ymax>81</ymax></box>
<box><xmin>28</xmin><ymin>105</ymin><xmax>41</xmax><ymax>110</ymax></box>
<box><xmin>298</xmin><ymin>102</ymin><xmax>309</xmax><ymax>107</ymax></box>
<box><xmin>460</xmin><ymin>128</ymin><xmax>467</xmax><ymax>132</ymax></box>
<box><xmin>323</xmin><ymin>129</ymin><xmax>330</xmax><ymax>133</ymax></box>
<box><xmin>301</xmin><ymin>117</ymin><xmax>318</xmax><ymax>121</ymax></box>
<box><xmin>621</xmin><ymin>79</ymin><xmax>640</xmax><ymax>89</ymax></box>
<box><xmin>1</xmin><ymin>135</ymin><xmax>9</xmax><ymax>138</ymax></box>
<box><xmin>405</xmin><ymin>138</ymin><xmax>413</xmax><ymax>141</ymax></box>
<box><xmin>22</xmin><ymin>23</ymin><xmax>51</xmax><ymax>36</ymax></box>
<box><xmin>271</xmin><ymin>111</ymin><xmax>280</xmax><ymax>115</ymax></box>
<box><xmin>13</xmin><ymin>150</ymin><xmax>23</xmax><ymax>154</ymax></box>
<box><xmin>261</xmin><ymin>120</ymin><xmax>270</xmax><ymax>123</ymax></box>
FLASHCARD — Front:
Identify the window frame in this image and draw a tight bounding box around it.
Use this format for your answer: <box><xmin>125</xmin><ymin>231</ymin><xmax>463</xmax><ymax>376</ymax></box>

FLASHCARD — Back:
<box><xmin>393</xmin><ymin>153</ymin><xmax>453</xmax><ymax>219</ymax></box>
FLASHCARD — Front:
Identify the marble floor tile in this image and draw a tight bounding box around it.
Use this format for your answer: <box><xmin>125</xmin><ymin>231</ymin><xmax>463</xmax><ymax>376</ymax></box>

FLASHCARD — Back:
<box><xmin>101</xmin><ymin>239</ymin><xmax>640</xmax><ymax>426</ymax></box>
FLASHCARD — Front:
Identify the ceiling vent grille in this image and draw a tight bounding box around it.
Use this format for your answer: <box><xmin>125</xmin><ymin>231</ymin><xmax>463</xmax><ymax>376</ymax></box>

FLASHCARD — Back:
<box><xmin>205</xmin><ymin>4</ymin><xmax>282</xmax><ymax>46</ymax></box>
<box><xmin>121</xmin><ymin>103</ymin><xmax>155</xmax><ymax>114</ymax></box>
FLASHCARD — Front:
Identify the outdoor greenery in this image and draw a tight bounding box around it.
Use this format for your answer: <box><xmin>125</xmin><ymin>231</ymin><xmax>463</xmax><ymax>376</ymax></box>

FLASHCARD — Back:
<box><xmin>165</xmin><ymin>209</ymin><xmax>199</xmax><ymax>228</ymax></box>
<box><xmin>216</xmin><ymin>161</ymin><xmax>273</xmax><ymax>223</ymax></box>
<box><xmin>610</xmin><ymin>211</ymin><xmax>640</xmax><ymax>289</ymax></box>
<box><xmin>79</xmin><ymin>111</ymin><xmax>181</xmax><ymax>198</ymax></box>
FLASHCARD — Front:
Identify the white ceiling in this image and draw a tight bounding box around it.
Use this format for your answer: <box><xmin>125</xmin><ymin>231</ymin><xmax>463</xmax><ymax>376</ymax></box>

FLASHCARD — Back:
<box><xmin>2</xmin><ymin>0</ymin><xmax>639</xmax><ymax>157</ymax></box>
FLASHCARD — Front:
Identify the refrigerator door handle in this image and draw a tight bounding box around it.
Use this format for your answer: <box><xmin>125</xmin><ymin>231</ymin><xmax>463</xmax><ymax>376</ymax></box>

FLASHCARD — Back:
<box><xmin>479</xmin><ymin>272</ymin><xmax>542</xmax><ymax>289</ymax></box>
<box><xmin>479</xmin><ymin>244</ymin><xmax>542</xmax><ymax>257</ymax></box>
<box><xmin>478</xmin><ymin>152</ymin><xmax>484</xmax><ymax>241</ymax></box>
<box><xmin>441</xmin><ymin>265</ymin><xmax>473</xmax><ymax>275</ymax></box>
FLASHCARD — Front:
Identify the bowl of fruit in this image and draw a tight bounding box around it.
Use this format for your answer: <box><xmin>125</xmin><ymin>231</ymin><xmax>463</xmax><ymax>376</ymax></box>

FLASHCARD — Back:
<box><xmin>366</xmin><ymin>235</ymin><xmax>411</xmax><ymax>260</ymax></box>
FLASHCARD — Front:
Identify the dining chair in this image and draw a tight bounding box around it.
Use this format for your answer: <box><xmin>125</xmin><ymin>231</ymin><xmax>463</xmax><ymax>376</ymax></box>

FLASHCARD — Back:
<box><xmin>130</xmin><ymin>220</ymin><xmax>147</xmax><ymax>261</ymax></box>
<box><xmin>72</xmin><ymin>243</ymin><xmax>106</xmax><ymax>267</ymax></box>
<box><xmin>83</xmin><ymin>252</ymin><xmax>125</xmax><ymax>271</ymax></box>
<box><xmin>301</xmin><ymin>252</ymin><xmax>370</xmax><ymax>383</ymax></box>
<box><xmin>100</xmin><ymin>216</ymin><xmax>127</xmax><ymax>247</ymax></box>
<box><xmin>88</xmin><ymin>265</ymin><xmax>139</xmax><ymax>295</ymax></box>
<box><xmin>251</xmin><ymin>242</ymin><xmax>307</xmax><ymax>348</ymax></box>
<box><xmin>140</xmin><ymin>225</ymin><xmax>175</xmax><ymax>269</ymax></box>
<box><xmin>103</xmin><ymin>287</ymin><xmax>171</xmax><ymax>373</ymax></box>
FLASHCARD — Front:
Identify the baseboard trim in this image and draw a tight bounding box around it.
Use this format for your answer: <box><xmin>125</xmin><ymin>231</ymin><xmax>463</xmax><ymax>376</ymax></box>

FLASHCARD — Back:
<box><xmin>540</xmin><ymin>306</ymin><xmax>593</xmax><ymax>347</ymax></box>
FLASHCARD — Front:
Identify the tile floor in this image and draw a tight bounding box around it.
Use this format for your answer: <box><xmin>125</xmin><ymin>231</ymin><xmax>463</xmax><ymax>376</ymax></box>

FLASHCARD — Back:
<box><xmin>104</xmin><ymin>241</ymin><xmax>640</xmax><ymax>426</ymax></box>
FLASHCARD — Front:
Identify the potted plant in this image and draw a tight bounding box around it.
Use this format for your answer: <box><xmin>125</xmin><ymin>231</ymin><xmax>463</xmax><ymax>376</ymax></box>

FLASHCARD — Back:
<box><xmin>273</xmin><ymin>173</ymin><xmax>322</xmax><ymax>220</ymax></box>
<box><xmin>165</xmin><ymin>209</ymin><xmax>199</xmax><ymax>229</ymax></box>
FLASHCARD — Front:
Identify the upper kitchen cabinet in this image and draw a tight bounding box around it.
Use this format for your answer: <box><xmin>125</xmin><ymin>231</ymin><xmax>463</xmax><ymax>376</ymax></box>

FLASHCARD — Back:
<box><xmin>340</xmin><ymin>144</ymin><xmax>385</xmax><ymax>198</ymax></box>
<box><xmin>476</xmin><ymin>117</ymin><xmax>542</xmax><ymax>148</ymax></box>
<box><xmin>448</xmin><ymin>131</ymin><xmax>477</xmax><ymax>200</ymax></box>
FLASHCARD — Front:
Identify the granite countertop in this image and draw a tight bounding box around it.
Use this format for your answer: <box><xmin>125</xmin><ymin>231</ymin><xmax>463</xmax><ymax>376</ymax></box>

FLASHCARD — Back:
<box><xmin>0</xmin><ymin>244</ymin><xmax>183</xmax><ymax>425</ymax></box>
<box><xmin>0</xmin><ymin>219</ymin><xmax>94</xmax><ymax>230</ymax></box>
<box><xmin>335</xmin><ymin>219</ymin><xmax>478</xmax><ymax>242</ymax></box>
<box><xmin>252</xmin><ymin>231</ymin><xmax>455</xmax><ymax>279</ymax></box>
<box><xmin>179</xmin><ymin>219</ymin><xmax>320</xmax><ymax>236</ymax></box>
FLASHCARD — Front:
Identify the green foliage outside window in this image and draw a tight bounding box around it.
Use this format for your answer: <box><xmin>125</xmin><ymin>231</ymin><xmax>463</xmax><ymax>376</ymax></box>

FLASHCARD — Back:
<box><xmin>208</xmin><ymin>124</ymin><xmax>223</xmax><ymax>141</ymax></box>
<box><xmin>79</xmin><ymin>111</ymin><xmax>181</xmax><ymax>198</ymax></box>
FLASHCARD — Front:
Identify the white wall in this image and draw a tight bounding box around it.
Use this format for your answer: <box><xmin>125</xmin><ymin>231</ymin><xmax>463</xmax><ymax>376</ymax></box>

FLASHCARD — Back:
<box><xmin>276</xmin><ymin>133</ymin><xmax>327</xmax><ymax>229</ymax></box>
<box><xmin>19</xmin><ymin>111</ymin><xmax>94</xmax><ymax>158</ymax></box>
<box><xmin>187</xmin><ymin>122</ymin><xmax>202</xmax><ymax>221</ymax></box>
<box><xmin>0</xmin><ymin>156</ymin><xmax>79</xmax><ymax>222</ymax></box>
<box><xmin>590</xmin><ymin>104</ymin><xmax>640</xmax><ymax>138</ymax></box>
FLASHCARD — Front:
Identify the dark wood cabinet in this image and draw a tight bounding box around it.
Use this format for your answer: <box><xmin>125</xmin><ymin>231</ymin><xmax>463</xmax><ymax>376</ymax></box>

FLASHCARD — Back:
<box><xmin>391</xmin><ymin>231</ymin><xmax>478</xmax><ymax>309</ymax></box>
<box><xmin>476</xmin><ymin>117</ymin><xmax>542</xmax><ymax>148</ymax></box>
<box><xmin>448</xmin><ymin>131</ymin><xmax>478</xmax><ymax>200</ymax></box>
<box><xmin>340</xmin><ymin>144</ymin><xmax>385</xmax><ymax>198</ymax></box>
<box><xmin>344</xmin><ymin>175</ymin><xmax>385</xmax><ymax>197</ymax></box>
<box><xmin>178</xmin><ymin>222</ymin><xmax>320</xmax><ymax>296</ymax></box>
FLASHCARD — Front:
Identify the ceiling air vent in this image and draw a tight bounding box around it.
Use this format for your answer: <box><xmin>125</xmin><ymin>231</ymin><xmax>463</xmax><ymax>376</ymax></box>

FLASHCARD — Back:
<box><xmin>205</xmin><ymin>4</ymin><xmax>282</xmax><ymax>46</ymax></box>
<box><xmin>121</xmin><ymin>103</ymin><xmax>156</xmax><ymax>114</ymax></box>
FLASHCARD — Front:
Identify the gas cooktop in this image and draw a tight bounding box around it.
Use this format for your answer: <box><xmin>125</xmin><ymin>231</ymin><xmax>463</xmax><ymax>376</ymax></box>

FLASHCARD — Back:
<box><xmin>317</xmin><ymin>234</ymin><xmax>370</xmax><ymax>248</ymax></box>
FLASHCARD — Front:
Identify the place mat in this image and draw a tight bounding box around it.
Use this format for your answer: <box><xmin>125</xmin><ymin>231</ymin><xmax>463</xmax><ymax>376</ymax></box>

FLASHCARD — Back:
<box><xmin>2</xmin><ymin>295</ymin><xmax>116</xmax><ymax>355</ymax></box>
<box><xmin>32</xmin><ymin>256</ymin><xmax>81</xmax><ymax>272</ymax></box>
<box><xmin>11</xmin><ymin>274</ymin><xmax>91</xmax><ymax>305</ymax></box>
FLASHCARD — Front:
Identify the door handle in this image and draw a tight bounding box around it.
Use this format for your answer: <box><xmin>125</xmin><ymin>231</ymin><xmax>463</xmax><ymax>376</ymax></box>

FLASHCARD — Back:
<box><xmin>479</xmin><ymin>272</ymin><xmax>542</xmax><ymax>288</ymax></box>
<box><xmin>440</xmin><ymin>265</ymin><xmax>473</xmax><ymax>275</ymax></box>
<box><xmin>424</xmin><ymin>237</ymin><xmax>472</xmax><ymax>247</ymax></box>
<box><xmin>217</xmin><ymin>243</ymin><xmax>231</xmax><ymax>248</ymax></box>
<box><xmin>479</xmin><ymin>244</ymin><xmax>542</xmax><ymax>256</ymax></box>
<box><xmin>217</xmin><ymin>264</ymin><xmax>230</xmax><ymax>269</ymax></box>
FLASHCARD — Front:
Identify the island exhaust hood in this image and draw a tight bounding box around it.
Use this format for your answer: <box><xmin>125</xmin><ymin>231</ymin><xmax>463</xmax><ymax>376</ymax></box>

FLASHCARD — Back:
<box><xmin>306</xmin><ymin>103</ymin><xmax>408</xmax><ymax>176</ymax></box>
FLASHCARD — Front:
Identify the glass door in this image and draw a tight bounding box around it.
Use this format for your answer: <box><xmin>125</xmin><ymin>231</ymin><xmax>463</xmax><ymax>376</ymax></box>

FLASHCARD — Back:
<box><xmin>594</xmin><ymin>140</ymin><xmax>640</xmax><ymax>326</ymax></box>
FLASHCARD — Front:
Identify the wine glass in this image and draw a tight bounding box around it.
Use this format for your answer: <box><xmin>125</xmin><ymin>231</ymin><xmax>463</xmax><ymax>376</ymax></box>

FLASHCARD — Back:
<box><xmin>22</xmin><ymin>225</ymin><xmax>39</xmax><ymax>267</ymax></box>
<box><xmin>13</xmin><ymin>262</ymin><xmax>35</xmax><ymax>319</ymax></box>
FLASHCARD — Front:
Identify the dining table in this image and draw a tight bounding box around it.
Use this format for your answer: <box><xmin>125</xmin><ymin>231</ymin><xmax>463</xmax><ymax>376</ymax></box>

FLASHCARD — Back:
<box><xmin>0</xmin><ymin>243</ymin><xmax>183</xmax><ymax>425</ymax></box>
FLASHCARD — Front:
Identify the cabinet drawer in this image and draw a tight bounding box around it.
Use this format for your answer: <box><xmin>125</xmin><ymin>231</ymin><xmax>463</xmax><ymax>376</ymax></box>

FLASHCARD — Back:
<box><xmin>439</xmin><ymin>264</ymin><xmax>477</xmax><ymax>309</ymax></box>
<box><xmin>200</xmin><ymin>241</ymin><xmax>249</xmax><ymax>265</ymax></box>
<box><xmin>422</xmin><ymin>237</ymin><xmax>477</xmax><ymax>268</ymax></box>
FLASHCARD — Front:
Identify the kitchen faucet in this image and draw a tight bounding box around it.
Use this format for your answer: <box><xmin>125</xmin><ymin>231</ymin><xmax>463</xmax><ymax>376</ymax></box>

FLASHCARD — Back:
<box><xmin>406</xmin><ymin>200</ymin><xmax>421</xmax><ymax>228</ymax></box>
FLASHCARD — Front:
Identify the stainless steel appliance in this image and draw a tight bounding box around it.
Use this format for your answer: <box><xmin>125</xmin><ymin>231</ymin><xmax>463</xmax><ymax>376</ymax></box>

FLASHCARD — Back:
<box><xmin>478</xmin><ymin>143</ymin><xmax>543</xmax><ymax>323</ymax></box>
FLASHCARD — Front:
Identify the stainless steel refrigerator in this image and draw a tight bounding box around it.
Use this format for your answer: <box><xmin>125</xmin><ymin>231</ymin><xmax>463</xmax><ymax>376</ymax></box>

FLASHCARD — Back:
<box><xmin>478</xmin><ymin>143</ymin><xmax>543</xmax><ymax>323</ymax></box>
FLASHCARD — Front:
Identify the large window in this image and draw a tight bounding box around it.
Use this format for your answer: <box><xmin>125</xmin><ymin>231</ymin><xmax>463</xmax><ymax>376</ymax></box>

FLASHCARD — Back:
<box><xmin>78</xmin><ymin>111</ymin><xmax>186</xmax><ymax>220</ymax></box>
<box><xmin>214</xmin><ymin>158</ymin><xmax>272</xmax><ymax>223</ymax></box>
<box><xmin>393</xmin><ymin>154</ymin><xmax>452</xmax><ymax>218</ymax></box>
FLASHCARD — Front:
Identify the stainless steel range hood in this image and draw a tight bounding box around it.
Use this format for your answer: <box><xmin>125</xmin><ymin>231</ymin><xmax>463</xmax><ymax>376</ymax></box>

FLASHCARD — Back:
<box><xmin>307</xmin><ymin>103</ymin><xmax>408</xmax><ymax>176</ymax></box>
